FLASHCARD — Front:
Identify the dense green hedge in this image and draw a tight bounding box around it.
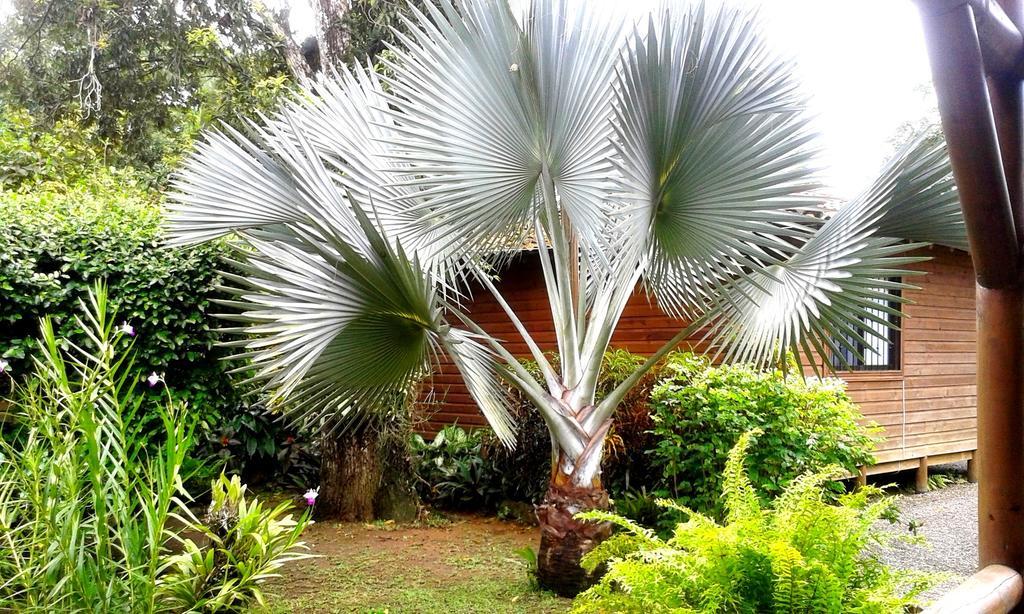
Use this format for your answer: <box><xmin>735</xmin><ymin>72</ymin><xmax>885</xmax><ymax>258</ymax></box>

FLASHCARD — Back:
<box><xmin>649</xmin><ymin>353</ymin><xmax>878</xmax><ymax>517</ymax></box>
<box><xmin>0</xmin><ymin>172</ymin><xmax>238</xmax><ymax>433</ymax></box>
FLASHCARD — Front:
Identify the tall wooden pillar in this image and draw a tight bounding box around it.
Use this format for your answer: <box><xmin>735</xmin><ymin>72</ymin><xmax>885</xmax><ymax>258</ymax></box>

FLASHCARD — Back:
<box><xmin>918</xmin><ymin>0</ymin><xmax>1024</xmax><ymax>571</ymax></box>
<box><xmin>976</xmin><ymin>286</ymin><xmax>1024</xmax><ymax>569</ymax></box>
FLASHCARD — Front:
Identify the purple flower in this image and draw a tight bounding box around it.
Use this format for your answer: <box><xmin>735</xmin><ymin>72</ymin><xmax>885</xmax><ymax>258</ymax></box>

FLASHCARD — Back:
<box><xmin>0</xmin><ymin>359</ymin><xmax>8</xmax><ymax>374</ymax></box>
<box><xmin>303</xmin><ymin>488</ymin><xmax>319</xmax><ymax>506</ymax></box>
<box><xmin>118</xmin><ymin>322</ymin><xmax>136</xmax><ymax>337</ymax></box>
<box><xmin>146</xmin><ymin>372</ymin><xmax>163</xmax><ymax>388</ymax></box>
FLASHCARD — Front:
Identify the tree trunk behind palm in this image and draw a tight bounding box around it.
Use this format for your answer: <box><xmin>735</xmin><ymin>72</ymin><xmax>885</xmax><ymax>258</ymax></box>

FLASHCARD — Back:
<box><xmin>317</xmin><ymin>422</ymin><xmax>421</xmax><ymax>522</ymax></box>
<box><xmin>317</xmin><ymin>427</ymin><xmax>381</xmax><ymax>521</ymax></box>
<box><xmin>373</xmin><ymin>430</ymin><xmax>420</xmax><ymax>523</ymax></box>
<box><xmin>535</xmin><ymin>453</ymin><xmax>613</xmax><ymax>597</ymax></box>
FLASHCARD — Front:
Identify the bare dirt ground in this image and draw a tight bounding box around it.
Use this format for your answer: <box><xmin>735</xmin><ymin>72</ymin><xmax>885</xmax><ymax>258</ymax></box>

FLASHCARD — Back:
<box><xmin>260</xmin><ymin>513</ymin><xmax>568</xmax><ymax>614</ymax></box>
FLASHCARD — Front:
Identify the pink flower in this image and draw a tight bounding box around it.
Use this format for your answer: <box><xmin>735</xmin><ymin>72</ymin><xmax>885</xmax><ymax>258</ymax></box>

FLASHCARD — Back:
<box><xmin>0</xmin><ymin>359</ymin><xmax>8</xmax><ymax>374</ymax></box>
<box><xmin>146</xmin><ymin>372</ymin><xmax>163</xmax><ymax>387</ymax></box>
<box><xmin>118</xmin><ymin>322</ymin><xmax>136</xmax><ymax>337</ymax></box>
<box><xmin>303</xmin><ymin>488</ymin><xmax>319</xmax><ymax>506</ymax></box>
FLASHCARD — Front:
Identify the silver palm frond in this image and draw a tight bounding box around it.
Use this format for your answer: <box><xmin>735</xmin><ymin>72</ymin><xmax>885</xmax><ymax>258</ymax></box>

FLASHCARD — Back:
<box><xmin>165</xmin><ymin>125</ymin><xmax>310</xmax><ymax>245</ymax></box>
<box><xmin>381</xmin><ymin>0</ymin><xmax>540</xmax><ymax>259</ymax></box>
<box><xmin>613</xmin><ymin>3</ymin><xmax>821</xmax><ymax>319</ymax></box>
<box><xmin>381</xmin><ymin>0</ymin><xmax>627</xmax><ymax>264</ymax></box>
<box><xmin>167</xmin><ymin>108</ymin><xmax>517</xmax><ymax>437</ymax></box>
<box><xmin>872</xmin><ymin>131</ymin><xmax>966</xmax><ymax>250</ymax></box>
<box><xmin>702</xmin><ymin>131</ymin><xmax>959</xmax><ymax>371</ymax></box>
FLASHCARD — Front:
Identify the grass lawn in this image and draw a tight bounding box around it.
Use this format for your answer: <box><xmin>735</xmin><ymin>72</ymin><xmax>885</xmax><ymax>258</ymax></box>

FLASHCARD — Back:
<box><xmin>260</xmin><ymin>513</ymin><xmax>570</xmax><ymax>613</ymax></box>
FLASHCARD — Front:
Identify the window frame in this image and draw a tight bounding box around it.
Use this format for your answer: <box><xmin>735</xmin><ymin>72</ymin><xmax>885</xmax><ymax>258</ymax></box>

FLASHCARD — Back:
<box><xmin>830</xmin><ymin>281</ymin><xmax>902</xmax><ymax>373</ymax></box>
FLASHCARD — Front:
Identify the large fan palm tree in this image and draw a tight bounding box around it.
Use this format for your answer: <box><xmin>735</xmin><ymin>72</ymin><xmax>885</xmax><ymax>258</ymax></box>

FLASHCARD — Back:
<box><xmin>167</xmin><ymin>0</ymin><xmax>963</xmax><ymax>596</ymax></box>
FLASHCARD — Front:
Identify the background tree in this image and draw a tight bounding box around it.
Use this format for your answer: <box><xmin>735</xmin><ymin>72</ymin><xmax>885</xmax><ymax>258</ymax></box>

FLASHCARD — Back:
<box><xmin>0</xmin><ymin>0</ymin><xmax>291</xmax><ymax>170</ymax></box>
<box><xmin>0</xmin><ymin>0</ymin><xmax>435</xmax><ymax>523</ymax></box>
<box><xmin>165</xmin><ymin>0</ymin><xmax>962</xmax><ymax>596</ymax></box>
<box><xmin>339</xmin><ymin>0</ymin><xmax>428</xmax><ymax>65</ymax></box>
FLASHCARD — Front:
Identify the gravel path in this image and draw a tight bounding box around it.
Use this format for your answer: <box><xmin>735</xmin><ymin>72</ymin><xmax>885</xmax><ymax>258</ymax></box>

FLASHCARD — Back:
<box><xmin>879</xmin><ymin>481</ymin><xmax>977</xmax><ymax>598</ymax></box>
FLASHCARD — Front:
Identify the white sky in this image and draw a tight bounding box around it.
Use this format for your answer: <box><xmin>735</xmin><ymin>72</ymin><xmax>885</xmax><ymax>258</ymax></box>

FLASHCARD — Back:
<box><xmin>0</xmin><ymin>0</ymin><xmax>935</xmax><ymax>201</ymax></box>
<box><xmin>277</xmin><ymin>0</ymin><xmax>935</xmax><ymax>201</ymax></box>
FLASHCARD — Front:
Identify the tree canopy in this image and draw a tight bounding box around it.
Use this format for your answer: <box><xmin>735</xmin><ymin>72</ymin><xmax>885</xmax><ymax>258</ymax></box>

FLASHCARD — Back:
<box><xmin>0</xmin><ymin>0</ymin><xmax>291</xmax><ymax>169</ymax></box>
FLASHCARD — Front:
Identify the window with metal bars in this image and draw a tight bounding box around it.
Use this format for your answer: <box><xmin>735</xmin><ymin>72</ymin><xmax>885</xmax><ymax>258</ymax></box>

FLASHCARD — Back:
<box><xmin>830</xmin><ymin>283</ymin><xmax>901</xmax><ymax>371</ymax></box>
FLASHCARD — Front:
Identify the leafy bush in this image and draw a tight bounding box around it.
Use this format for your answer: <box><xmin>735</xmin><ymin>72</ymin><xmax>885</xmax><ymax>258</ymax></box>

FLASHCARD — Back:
<box><xmin>0</xmin><ymin>286</ymin><xmax>311</xmax><ymax>612</ymax></box>
<box><xmin>411</xmin><ymin>425</ymin><xmax>502</xmax><ymax>509</ymax></box>
<box><xmin>593</xmin><ymin>349</ymin><xmax>665</xmax><ymax>495</ymax></box>
<box><xmin>199</xmin><ymin>402</ymin><xmax>320</xmax><ymax>489</ymax></box>
<box><xmin>648</xmin><ymin>352</ymin><xmax>877</xmax><ymax>517</ymax></box>
<box><xmin>0</xmin><ymin>105</ymin><xmax>106</xmax><ymax>191</ymax></box>
<box><xmin>572</xmin><ymin>433</ymin><xmax>934</xmax><ymax>613</ymax></box>
<box><xmin>158</xmin><ymin>474</ymin><xmax>312</xmax><ymax>611</ymax></box>
<box><xmin>0</xmin><ymin>171</ymin><xmax>238</xmax><ymax>443</ymax></box>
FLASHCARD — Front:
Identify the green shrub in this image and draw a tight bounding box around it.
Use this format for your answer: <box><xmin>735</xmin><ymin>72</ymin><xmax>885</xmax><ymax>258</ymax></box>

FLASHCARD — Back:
<box><xmin>411</xmin><ymin>425</ymin><xmax>503</xmax><ymax>509</ymax></box>
<box><xmin>648</xmin><ymin>352</ymin><xmax>877</xmax><ymax>517</ymax></box>
<box><xmin>158</xmin><ymin>474</ymin><xmax>312</xmax><ymax>611</ymax></box>
<box><xmin>0</xmin><ymin>285</ymin><xmax>311</xmax><ymax>612</ymax></box>
<box><xmin>200</xmin><ymin>402</ymin><xmax>320</xmax><ymax>489</ymax></box>
<box><xmin>572</xmin><ymin>433</ymin><xmax>935</xmax><ymax>613</ymax></box>
<box><xmin>593</xmin><ymin>349</ymin><xmax>665</xmax><ymax>495</ymax></box>
<box><xmin>0</xmin><ymin>105</ymin><xmax>106</xmax><ymax>191</ymax></box>
<box><xmin>0</xmin><ymin>172</ymin><xmax>238</xmax><ymax>442</ymax></box>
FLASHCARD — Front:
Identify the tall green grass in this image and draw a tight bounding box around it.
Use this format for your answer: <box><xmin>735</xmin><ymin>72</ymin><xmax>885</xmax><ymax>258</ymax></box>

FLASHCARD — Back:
<box><xmin>0</xmin><ymin>284</ymin><xmax>311</xmax><ymax>612</ymax></box>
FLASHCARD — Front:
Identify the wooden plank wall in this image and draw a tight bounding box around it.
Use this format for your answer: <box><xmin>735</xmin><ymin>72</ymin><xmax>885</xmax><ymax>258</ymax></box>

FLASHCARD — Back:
<box><xmin>837</xmin><ymin>247</ymin><xmax>977</xmax><ymax>467</ymax></box>
<box><xmin>418</xmin><ymin>247</ymin><xmax>978</xmax><ymax>471</ymax></box>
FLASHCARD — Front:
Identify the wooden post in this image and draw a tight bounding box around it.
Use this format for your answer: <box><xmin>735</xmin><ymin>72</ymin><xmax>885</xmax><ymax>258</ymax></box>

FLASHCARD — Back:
<box><xmin>918</xmin><ymin>0</ymin><xmax>1024</xmax><ymax>572</ymax></box>
<box><xmin>976</xmin><ymin>286</ymin><xmax>1024</xmax><ymax>570</ymax></box>
<box><xmin>856</xmin><ymin>465</ymin><xmax>868</xmax><ymax>489</ymax></box>
<box><xmin>968</xmin><ymin>454</ymin><xmax>980</xmax><ymax>483</ymax></box>
<box><xmin>916</xmin><ymin>456</ymin><xmax>931</xmax><ymax>493</ymax></box>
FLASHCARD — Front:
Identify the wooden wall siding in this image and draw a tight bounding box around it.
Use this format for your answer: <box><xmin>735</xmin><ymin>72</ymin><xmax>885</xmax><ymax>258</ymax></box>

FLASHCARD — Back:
<box><xmin>418</xmin><ymin>247</ymin><xmax>978</xmax><ymax>468</ymax></box>
<box><xmin>837</xmin><ymin>246</ymin><xmax>977</xmax><ymax>465</ymax></box>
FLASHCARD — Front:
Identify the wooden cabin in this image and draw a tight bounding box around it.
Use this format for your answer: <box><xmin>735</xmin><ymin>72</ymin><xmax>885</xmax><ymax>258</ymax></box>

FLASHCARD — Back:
<box><xmin>421</xmin><ymin>245</ymin><xmax>977</xmax><ymax>479</ymax></box>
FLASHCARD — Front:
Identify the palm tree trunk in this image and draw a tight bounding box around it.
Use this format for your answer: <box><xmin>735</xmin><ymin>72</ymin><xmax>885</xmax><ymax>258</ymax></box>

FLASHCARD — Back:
<box><xmin>535</xmin><ymin>452</ymin><xmax>613</xmax><ymax>597</ymax></box>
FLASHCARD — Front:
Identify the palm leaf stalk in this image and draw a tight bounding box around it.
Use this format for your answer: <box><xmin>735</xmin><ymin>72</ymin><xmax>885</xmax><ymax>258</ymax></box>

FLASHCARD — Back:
<box><xmin>166</xmin><ymin>0</ymin><xmax>962</xmax><ymax>596</ymax></box>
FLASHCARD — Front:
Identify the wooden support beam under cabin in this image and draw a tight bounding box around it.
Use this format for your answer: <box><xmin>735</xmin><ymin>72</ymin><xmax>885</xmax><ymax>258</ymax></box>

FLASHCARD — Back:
<box><xmin>856</xmin><ymin>466</ymin><xmax>867</xmax><ymax>489</ymax></box>
<box><xmin>968</xmin><ymin>456</ymin><xmax>980</xmax><ymax>483</ymax></box>
<box><xmin>916</xmin><ymin>456</ymin><xmax>930</xmax><ymax>493</ymax></box>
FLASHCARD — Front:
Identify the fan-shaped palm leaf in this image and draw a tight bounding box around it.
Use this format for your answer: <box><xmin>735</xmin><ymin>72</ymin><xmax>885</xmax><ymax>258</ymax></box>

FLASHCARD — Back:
<box><xmin>701</xmin><ymin>134</ymin><xmax>955</xmax><ymax>371</ymax></box>
<box><xmin>872</xmin><ymin>132</ymin><xmax>965</xmax><ymax>250</ymax></box>
<box><xmin>382</xmin><ymin>0</ymin><xmax>540</xmax><ymax>257</ymax></box>
<box><xmin>165</xmin><ymin>125</ymin><xmax>310</xmax><ymax>246</ymax></box>
<box><xmin>613</xmin><ymin>4</ymin><xmax>820</xmax><ymax>319</ymax></box>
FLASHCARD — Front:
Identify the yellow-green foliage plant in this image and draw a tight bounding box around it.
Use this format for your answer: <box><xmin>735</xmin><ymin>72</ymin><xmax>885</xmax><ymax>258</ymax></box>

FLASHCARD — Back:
<box><xmin>157</xmin><ymin>474</ymin><xmax>313</xmax><ymax>611</ymax></box>
<box><xmin>571</xmin><ymin>432</ymin><xmax>936</xmax><ymax>613</ymax></box>
<box><xmin>0</xmin><ymin>284</ymin><xmax>312</xmax><ymax>613</ymax></box>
